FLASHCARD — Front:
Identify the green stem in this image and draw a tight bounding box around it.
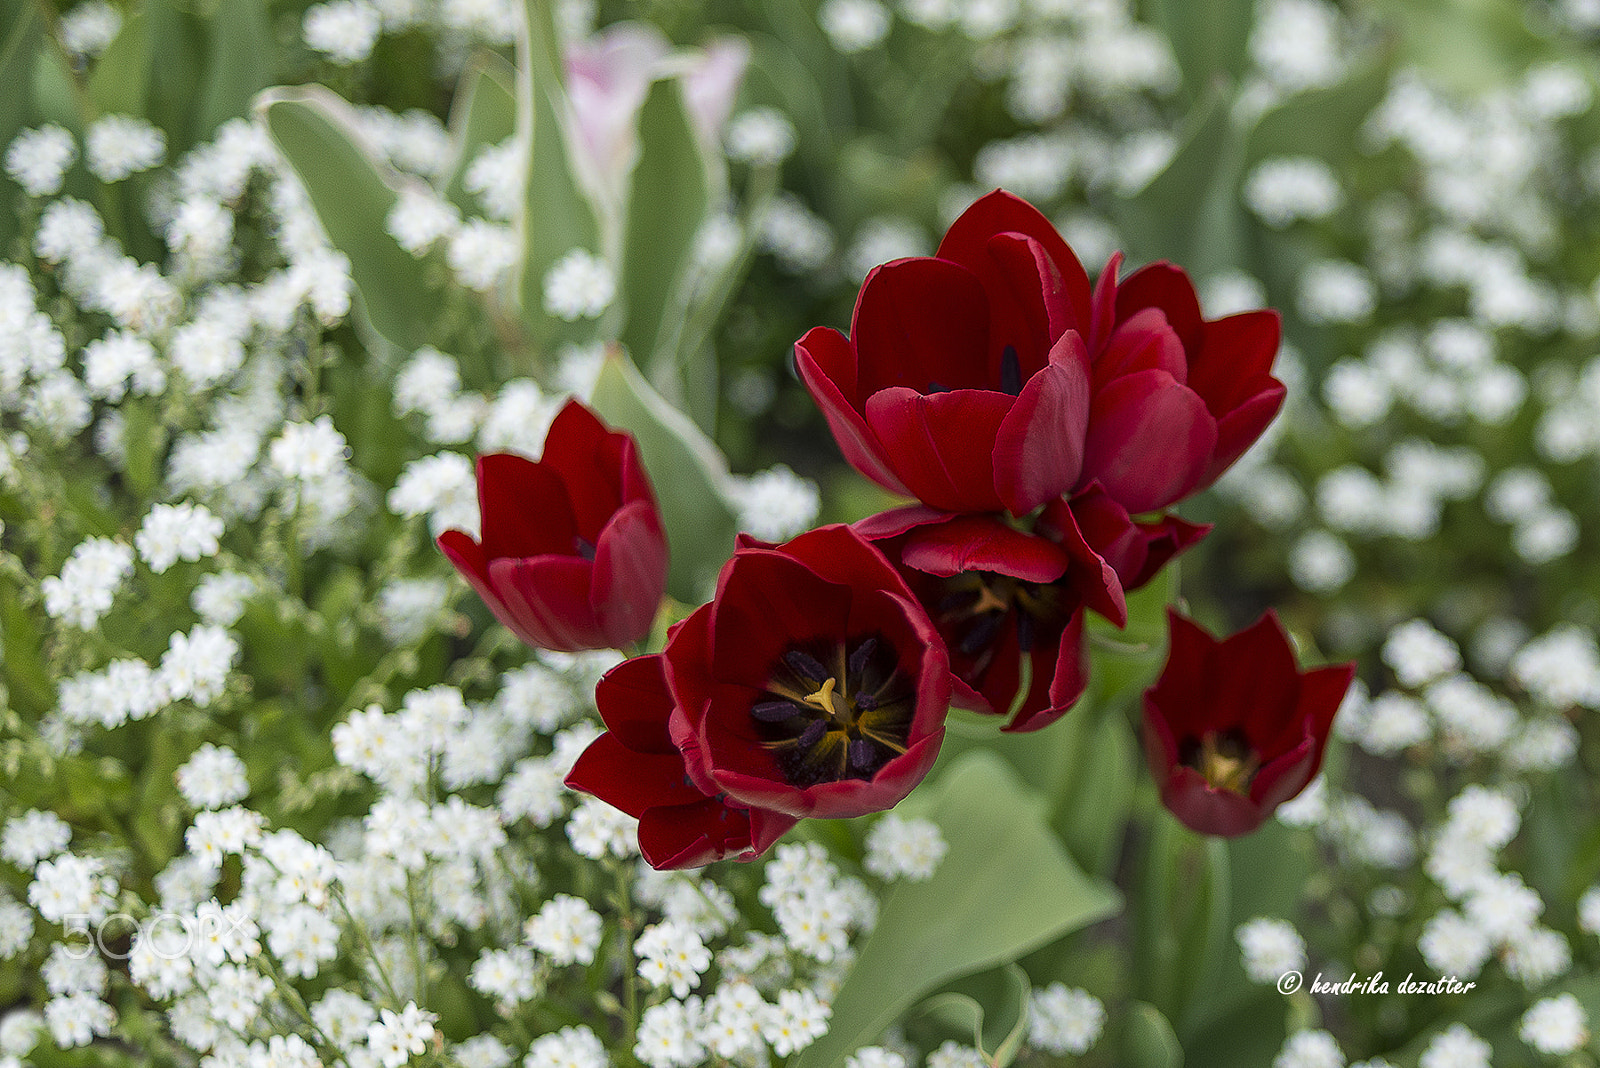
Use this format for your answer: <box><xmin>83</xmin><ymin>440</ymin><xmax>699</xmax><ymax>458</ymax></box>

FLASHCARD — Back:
<box><xmin>331</xmin><ymin>884</ymin><xmax>405</xmax><ymax>1009</ymax></box>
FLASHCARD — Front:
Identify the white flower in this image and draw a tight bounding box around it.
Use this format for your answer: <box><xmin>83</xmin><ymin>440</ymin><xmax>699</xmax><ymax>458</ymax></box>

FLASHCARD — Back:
<box><xmin>365</xmin><ymin>1003</ymin><xmax>437</xmax><ymax>1068</ymax></box>
<box><xmin>463</xmin><ymin>139</ymin><xmax>524</xmax><ymax>221</ymax></box>
<box><xmin>176</xmin><ymin>744</ymin><xmax>250</xmax><ymax>809</ymax></box>
<box><xmin>387</xmin><ymin>186</ymin><xmax>461</xmax><ymax>254</ymax></box>
<box><xmin>1289</xmin><ymin>530</ymin><xmax>1355</xmax><ymax>592</ymax></box>
<box><xmin>635</xmin><ymin>921</ymin><xmax>712</xmax><ymax>998</ymax></box>
<box><xmin>58</xmin><ymin>1</ymin><xmax>122</xmax><ymax>60</ymax></box>
<box><xmin>1420</xmin><ymin>1024</ymin><xmax>1490</xmax><ymax>1068</ymax></box>
<box><xmin>844</xmin><ymin>1048</ymin><xmax>905</xmax><ymax>1068</ymax></box>
<box><xmin>1511</xmin><ymin>625</ymin><xmax>1600</xmax><ymax>709</ymax></box>
<box><xmin>635</xmin><ymin>999</ymin><xmax>703</xmax><ymax>1068</ymax></box>
<box><xmin>1245</xmin><ymin>156</ymin><xmax>1344</xmax><ymax>227</ymax></box>
<box><xmin>1357</xmin><ymin>692</ymin><xmax>1429</xmax><ymax>755</ymax></box>
<box><xmin>387</xmin><ymin>452</ymin><xmax>477</xmax><ymax>537</ymax></box>
<box><xmin>565</xmin><ymin>796</ymin><xmax>637</xmax><ymax>860</ymax></box>
<box><xmin>543</xmin><ymin>249</ymin><xmax>615</xmax><ymax>321</ymax></box>
<box><xmin>863</xmin><ymin>814</ymin><xmax>947</xmax><ymax>880</ymax></box>
<box><xmin>192</xmin><ymin>571</ymin><xmax>257</xmax><ymax>627</ymax></box>
<box><xmin>726</xmin><ymin>108</ymin><xmax>796</xmax><ymax>165</ymax></box>
<box><xmin>1442</xmin><ymin>785</ymin><xmax>1518</xmax><ymax>851</ymax></box>
<box><xmin>82</xmin><ymin>330</ymin><xmax>162</xmax><ymax>401</ymax></box>
<box><xmin>1521</xmin><ymin>993</ymin><xmax>1588</xmax><ymax>1055</ymax></box>
<box><xmin>447</xmin><ymin>220</ymin><xmax>518</xmax><ymax>291</ymax></box>
<box><xmin>41</xmin><ymin>537</ymin><xmax>133</xmax><ymax>629</ymax></box>
<box><xmin>1028</xmin><ymin>983</ymin><xmax>1105</xmax><ymax>1055</ymax></box>
<box><xmin>85</xmin><ymin>115</ymin><xmax>165</xmax><ymax>182</ymax></box>
<box><xmin>136</xmin><ymin>501</ymin><xmax>224</xmax><ymax>573</ymax></box>
<box><xmin>468</xmin><ymin>945</ymin><xmax>538</xmax><ymax>1005</ymax></box>
<box><xmin>1299</xmin><ymin>260</ymin><xmax>1375</xmax><ymax>324</ymax></box>
<box><xmin>761</xmin><ymin>988</ymin><xmax>830</xmax><ymax>1056</ymax></box>
<box><xmin>926</xmin><ymin>1041</ymin><xmax>986</xmax><ymax>1068</ymax></box>
<box><xmin>43</xmin><ymin>994</ymin><xmax>114</xmax><ymax>1048</ymax></box>
<box><xmin>160</xmin><ymin>625</ymin><xmax>238</xmax><ymax>707</ymax></box>
<box><xmin>303</xmin><ymin>0</ymin><xmax>382</xmax><ymax>63</ymax></box>
<box><xmin>1236</xmin><ymin>918</ymin><xmax>1306</xmax><ymax>985</ymax></box>
<box><xmin>269</xmin><ymin>416</ymin><xmax>349</xmax><ymax>482</ymax></box>
<box><xmin>525</xmin><ymin>1026</ymin><xmax>606</xmax><ymax>1068</ymax></box>
<box><xmin>1465</xmin><ymin>872</ymin><xmax>1543</xmax><ymax>943</ymax></box>
<box><xmin>819</xmin><ymin>0</ymin><xmax>891</xmax><ymax>53</ymax></box>
<box><xmin>5</xmin><ymin>125</ymin><xmax>77</xmax><ymax>196</ymax></box>
<box><xmin>1</xmin><ymin>810</ymin><xmax>72</xmax><ymax>868</ymax></box>
<box><xmin>525</xmin><ymin>894</ymin><xmax>604</xmax><ymax>966</ymax></box>
<box><xmin>1417</xmin><ymin>909</ymin><xmax>1491</xmax><ymax>977</ymax></box>
<box><xmin>1382</xmin><ymin>620</ymin><xmax>1461</xmax><ymax>688</ymax></box>
<box><xmin>1504</xmin><ymin>926</ymin><xmax>1571</xmax><ymax>987</ymax></box>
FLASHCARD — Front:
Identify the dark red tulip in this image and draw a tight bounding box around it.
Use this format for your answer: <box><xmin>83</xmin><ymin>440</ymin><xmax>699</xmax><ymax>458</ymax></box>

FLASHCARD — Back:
<box><xmin>438</xmin><ymin>400</ymin><xmax>667</xmax><ymax>653</ymax></box>
<box><xmin>1143</xmin><ymin>610</ymin><xmax>1355</xmax><ymax>837</ymax></box>
<box><xmin>566</xmin><ymin>654</ymin><xmax>797</xmax><ymax>869</ymax></box>
<box><xmin>859</xmin><ymin>487</ymin><xmax>1207</xmax><ymax>732</ymax></box>
<box><xmin>798</xmin><ymin>189</ymin><xmax>1284</xmax><ymax>518</ymax></box>
<box><xmin>668</xmin><ymin>524</ymin><xmax>950</xmax><ymax>822</ymax></box>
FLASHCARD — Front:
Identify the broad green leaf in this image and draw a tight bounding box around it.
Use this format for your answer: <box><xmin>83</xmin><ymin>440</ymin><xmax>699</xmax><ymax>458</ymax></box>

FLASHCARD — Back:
<box><xmin>588</xmin><ymin>348</ymin><xmax>739</xmax><ymax>603</ymax></box>
<box><xmin>621</xmin><ymin>77</ymin><xmax>712</xmax><ymax>406</ymax></box>
<box><xmin>515</xmin><ymin>0</ymin><xmax>600</xmax><ymax>342</ymax></box>
<box><xmin>1245</xmin><ymin>52</ymin><xmax>1395</xmax><ymax>165</ymax></box>
<box><xmin>86</xmin><ymin>11</ymin><xmax>150</xmax><ymax>117</ymax></box>
<box><xmin>260</xmin><ymin>86</ymin><xmax>445</xmax><ymax>355</ymax></box>
<box><xmin>1133</xmin><ymin>817</ymin><xmax>1231</xmax><ymax>1031</ymax></box>
<box><xmin>1145</xmin><ymin>0</ymin><xmax>1252</xmax><ymax>103</ymax></box>
<box><xmin>1114</xmin><ymin>84</ymin><xmax>1247</xmax><ymax>280</ymax></box>
<box><xmin>793</xmin><ymin>751</ymin><xmax>1121</xmax><ymax>1067</ymax></box>
<box><xmin>918</xmin><ymin>964</ymin><xmax>1032</xmax><ymax>1066</ymax></box>
<box><xmin>1122</xmin><ymin>1002</ymin><xmax>1184</xmax><ymax>1068</ymax></box>
<box><xmin>445</xmin><ymin>54</ymin><xmax>519</xmax><ymax>215</ymax></box>
<box><xmin>1370</xmin><ymin>0</ymin><xmax>1572</xmax><ymax>95</ymax></box>
<box><xmin>144</xmin><ymin>0</ymin><xmax>208</xmax><ymax>152</ymax></box>
<box><xmin>197</xmin><ymin>0</ymin><xmax>275</xmax><ymax>140</ymax></box>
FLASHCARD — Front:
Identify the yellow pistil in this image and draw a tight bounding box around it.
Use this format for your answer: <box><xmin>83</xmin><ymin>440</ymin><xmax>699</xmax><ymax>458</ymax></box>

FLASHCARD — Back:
<box><xmin>1197</xmin><ymin>732</ymin><xmax>1259</xmax><ymax>796</ymax></box>
<box><xmin>802</xmin><ymin>676</ymin><xmax>843</xmax><ymax>721</ymax></box>
<box><xmin>968</xmin><ymin>583</ymin><xmax>1011</xmax><ymax>617</ymax></box>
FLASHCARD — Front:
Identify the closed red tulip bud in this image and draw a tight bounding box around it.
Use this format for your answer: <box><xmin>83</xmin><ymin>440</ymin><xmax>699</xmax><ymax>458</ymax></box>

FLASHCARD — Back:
<box><xmin>438</xmin><ymin>399</ymin><xmax>667</xmax><ymax>653</ymax></box>
<box><xmin>1143</xmin><ymin>610</ymin><xmax>1355</xmax><ymax>837</ymax></box>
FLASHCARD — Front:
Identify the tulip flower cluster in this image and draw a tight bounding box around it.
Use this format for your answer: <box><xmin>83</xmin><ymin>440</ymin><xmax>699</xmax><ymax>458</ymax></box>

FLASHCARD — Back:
<box><xmin>441</xmin><ymin>189</ymin><xmax>1354</xmax><ymax>862</ymax></box>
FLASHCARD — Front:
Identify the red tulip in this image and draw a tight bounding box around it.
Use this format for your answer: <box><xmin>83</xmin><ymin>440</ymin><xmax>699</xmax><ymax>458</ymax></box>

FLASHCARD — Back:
<box><xmin>798</xmin><ymin>189</ymin><xmax>1284</xmax><ymax>518</ymax></box>
<box><xmin>1143</xmin><ymin>610</ymin><xmax>1354</xmax><ymax>837</ymax></box>
<box><xmin>566</xmin><ymin>654</ymin><xmax>797</xmax><ymax>869</ymax></box>
<box><xmin>859</xmin><ymin>486</ymin><xmax>1207</xmax><ymax>732</ymax></box>
<box><xmin>438</xmin><ymin>400</ymin><xmax>667</xmax><ymax>653</ymax></box>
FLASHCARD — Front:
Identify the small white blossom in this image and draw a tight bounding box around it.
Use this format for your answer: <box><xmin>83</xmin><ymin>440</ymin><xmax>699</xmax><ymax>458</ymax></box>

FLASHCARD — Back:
<box><xmin>1028</xmin><ymin>983</ymin><xmax>1105</xmax><ymax>1055</ymax></box>
<box><xmin>543</xmin><ymin>249</ymin><xmax>615</xmax><ymax>321</ymax></box>
<box><xmin>1521</xmin><ymin>993</ymin><xmax>1588</xmax><ymax>1055</ymax></box>
<box><xmin>85</xmin><ymin>115</ymin><xmax>165</xmax><ymax>182</ymax></box>
<box><xmin>1236</xmin><ymin>918</ymin><xmax>1306</xmax><ymax>985</ymax></box>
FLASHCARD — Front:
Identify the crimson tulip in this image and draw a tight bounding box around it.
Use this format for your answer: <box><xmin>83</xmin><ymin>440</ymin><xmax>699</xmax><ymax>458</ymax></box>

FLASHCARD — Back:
<box><xmin>798</xmin><ymin>189</ymin><xmax>1285</xmax><ymax>518</ymax></box>
<box><xmin>1143</xmin><ymin>610</ymin><xmax>1355</xmax><ymax>837</ymax></box>
<box><xmin>567</xmin><ymin>654</ymin><xmax>797</xmax><ymax>869</ymax></box>
<box><xmin>438</xmin><ymin>399</ymin><xmax>667</xmax><ymax>653</ymax></box>
<box><xmin>860</xmin><ymin>486</ymin><xmax>1207</xmax><ymax>732</ymax></box>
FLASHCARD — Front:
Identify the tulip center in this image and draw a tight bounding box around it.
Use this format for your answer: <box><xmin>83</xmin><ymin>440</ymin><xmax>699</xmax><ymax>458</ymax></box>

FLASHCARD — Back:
<box><xmin>1180</xmin><ymin>729</ymin><xmax>1260</xmax><ymax>797</ymax></box>
<box><xmin>754</xmin><ymin>635</ymin><xmax>914</xmax><ymax>787</ymax></box>
<box><xmin>938</xmin><ymin>572</ymin><xmax>1065</xmax><ymax>661</ymax></box>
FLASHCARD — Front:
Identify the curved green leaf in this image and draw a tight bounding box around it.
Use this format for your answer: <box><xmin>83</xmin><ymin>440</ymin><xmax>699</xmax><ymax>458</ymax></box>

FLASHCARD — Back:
<box><xmin>793</xmin><ymin>752</ymin><xmax>1121</xmax><ymax>1068</ymax></box>
<box><xmin>1123</xmin><ymin>1001</ymin><xmax>1184</xmax><ymax>1068</ymax></box>
<box><xmin>621</xmin><ymin>77</ymin><xmax>712</xmax><ymax>387</ymax></box>
<box><xmin>259</xmin><ymin>86</ymin><xmax>445</xmax><ymax>355</ymax></box>
<box><xmin>1145</xmin><ymin>0</ymin><xmax>1252</xmax><ymax>103</ymax></box>
<box><xmin>197</xmin><ymin>0</ymin><xmax>275</xmax><ymax>141</ymax></box>
<box><xmin>587</xmin><ymin>348</ymin><xmax>739</xmax><ymax>603</ymax></box>
<box><xmin>445</xmin><ymin>53</ymin><xmax>518</xmax><ymax>215</ymax></box>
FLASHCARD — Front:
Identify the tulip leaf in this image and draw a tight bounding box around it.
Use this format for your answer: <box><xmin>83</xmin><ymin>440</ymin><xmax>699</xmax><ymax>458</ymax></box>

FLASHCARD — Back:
<box><xmin>144</xmin><ymin>0</ymin><xmax>209</xmax><ymax>152</ymax></box>
<box><xmin>793</xmin><ymin>751</ymin><xmax>1121</xmax><ymax>1068</ymax></box>
<box><xmin>196</xmin><ymin>0</ymin><xmax>275</xmax><ymax>141</ymax></box>
<box><xmin>621</xmin><ymin>78</ymin><xmax>712</xmax><ymax>401</ymax></box>
<box><xmin>588</xmin><ymin>348</ymin><xmax>739</xmax><ymax>603</ymax></box>
<box><xmin>916</xmin><ymin>963</ymin><xmax>1033</xmax><ymax>1066</ymax></box>
<box><xmin>1133</xmin><ymin>816</ymin><xmax>1231</xmax><ymax>1032</ymax></box>
<box><xmin>259</xmin><ymin>86</ymin><xmax>445</xmax><ymax>355</ymax></box>
<box><xmin>1370</xmin><ymin>0</ymin><xmax>1571</xmax><ymax>95</ymax></box>
<box><xmin>1245</xmin><ymin>52</ymin><xmax>1394</xmax><ymax>166</ymax></box>
<box><xmin>87</xmin><ymin>11</ymin><xmax>151</xmax><ymax>117</ymax></box>
<box><xmin>445</xmin><ymin>54</ymin><xmax>518</xmax><ymax>215</ymax></box>
<box><xmin>1144</xmin><ymin>0</ymin><xmax>1252</xmax><ymax>103</ymax></box>
<box><xmin>1122</xmin><ymin>1002</ymin><xmax>1185</xmax><ymax>1068</ymax></box>
<box><xmin>515</xmin><ymin>0</ymin><xmax>600</xmax><ymax>341</ymax></box>
<box><xmin>1114</xmin><ymin>83</ymin><xmax>1247</xmax><ymax>281</ymax></box>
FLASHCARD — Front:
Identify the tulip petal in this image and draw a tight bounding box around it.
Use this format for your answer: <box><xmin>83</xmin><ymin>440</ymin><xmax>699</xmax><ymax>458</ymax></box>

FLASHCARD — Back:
<box><xmin>490</xmin><ymin>555</ymin><xmax>604</xmax><ymax>652</ymax></box>
<box><xmin>594</xmin><ymin>654</ymin><xmax>677</xmax><ymax>753</ymax></box>
<box><xmin>975</xmin><ymin>232</ymin><xmax>1077</xmax><ymax>376</ymax></box>
<box><xmin>993</xmin><ymin>330</ymin><xmax>1091</xmax><ymax>515</ymax></box>
<box><xmin>1159</xmin><ymin>766</ymin><xmax>1265</xmax><ymax>837</ymax></box>
<box><xmin>1004</xmin><ymin>606</ymin><xmax>1088</xmax><ymax>732</ymax></box>
<box><xmin>936</xmin><ymin>189</ymin><xmax>1092</xmax><ymax>331</ymax></box>
<box><xmin>476</xmin><ymin>453</ymin><xmax>576</xmax><ymax>559</ymax></box>
<box><xmin>591</xmin><ymin>499</ymin><xmax>669</xmax><ymax>648</ymax></box>
<box><xmin>795</xmin><ymin>327</ymin><xmax>910</xmax><ymax>498</ymax></box>
<box><xmin>850</xmin><ymin>258</ymin><xmax>994</xmax><ymax>395</ymax></box>
<box><xmin>707</xmin><ymin>550</ymin><xmax>855</xmax><ymax>689</ymax></box>
<box><xmin>541</xmin><ymin>400</ymin><xmax>628</xmax><ymax>541</ymax></box>
<box><xmin>863</xmin><ymin>386</ymin><xmax>1012</xmax><ymax>512</ymax></box>
<box><xmin>1115</xmin><ymin>260</ymin><xmax>1204</xmax><ymax>353</ymax></box>
<box><xmin>853</xmin><ymin>504</ymin><xmax>955</xmax><ymax>541</ymax></box>
<box><xmin>900</xmin><ymin>516</ymin><xmax>1073</xmax><ymax>584</ymax></box>
<box><xmin>1093</xmin><ymin>307</ymin><xmax>1187</xmax><ymax>392</ymax></box>
<box><xmin>1189</xmin><ymin>310</ymin><xmax>1281</xmax><ymax>411</ymax></box>
<box><xmin>1083</xmin><ymin>369</ymin><xmax>1217</xmax><ymax>515</ymax></box>
<box><xmin>1202</xmin><ymin>383</ymin><xmax>1287</xmax><ymax>490</ymax></box>
<box><xmin>565</xmin><ymin>732</ymin><xmax>703</xmax><ymax>818</ymax></box>
<box><xmin>637</xmin><ymin>798</ymin><xmax>757</xmax><ymax>870</ymax></box>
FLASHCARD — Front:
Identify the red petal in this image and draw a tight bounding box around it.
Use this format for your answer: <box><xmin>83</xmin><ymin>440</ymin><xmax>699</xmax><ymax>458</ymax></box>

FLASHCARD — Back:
<box><xmin>994</xmin><ymin>330</ymin><xmax>1091</xmax><ymax>515</ymax></box>
<box><xmin>1093</xmin><ymin>307</ymin><xmax>1187</xmax><ymax>393</ymax></box>
<box><xmin>637</xmin><ymin>798</ymin><xmax>752</xmax><ymax>870</ymax></box>
<box><xmin>594</xmin><ymin>654</ymin><xmax>677</xmax><ymax>753</ymax></box>
<box><xmin>1004</xmin><ymin>606</ymin><xmax>1088</xmax><ymax>732</ymax></box>
<box><xmin>488</xmin><ymin>555</ymin><xmax>606</xmax><ymax>652</ymax></box>
<box><xmin>476</xmin><ymin>453</ymin><xmax>575</xmax><ymax>560</ymax></box>
<box><xmin>564</xmin><ymin>733</ymin><xmax>703</xmax><ymax>818</ymax></box>
<box><xmin>1189</xmin><ymin>310</ymin><xmax>1281</xmax><ymax>413</ymax></box>
<box><xmin>1116</xmin><ymin>261</ymin><xmax>1204</xmax><ymax>354</ymax></box>
<box><xmin>1159</xmin><ymin>765</ymin><xmax>1266</xmax><ymax>837</ymax></box>
<box><xmin>863</xmin><ymin>387</ymin><xmax>1012</xmax><ymax>512</ymax></box>
<box><xmin>936</xmin><ymin>189</ymin><xmax>1092</xmax><ymax>332</ymax></box>
<box><xmin>851</xmin><ymin>258</ymin><xmax>993</xmax><ymax>396</ymax></box>
<box><xmin>853</xmin><ymin>504</ymin><xmax>955</xmax><ymax>541</ymax></box>
<box><xmin>795</xmin><ymin>327</ymin><xmax>910</xmax><ymax>498</ymax></box>
<box><xmin>901</xmin><ymin>516</ymin><xmax>1073</xmax><ymax>584</ymax></box>
<box><xmin>541</xmin><ymin>400</ymin><xmax>627</xmax><ymax>541</ymax></box>
<box><xmin>1083</xmin><ymin>369</ymin><xmax>1217</xmax><ymax>515</ymax></box>
<box><xmin>1201</xmin><ymin>383</ymin><xmax>1287</xmax><ymax>490</ymax></box>
<box><xmin>591</xmin><ymin>499</ymin><xmax>668</xmax><ymax>648</ymax></box>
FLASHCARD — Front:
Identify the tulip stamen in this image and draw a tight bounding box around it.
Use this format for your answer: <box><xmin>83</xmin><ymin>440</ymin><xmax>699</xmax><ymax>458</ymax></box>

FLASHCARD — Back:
<box><xmin>755</xmin><ymin>633</ymin><xmax>913</xmax><ymax>787</ymax></box>
<box><xmin>1185</xmin><ymin>729</ymin><xmax>1260</xmax><ymax>796</ymax></box>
